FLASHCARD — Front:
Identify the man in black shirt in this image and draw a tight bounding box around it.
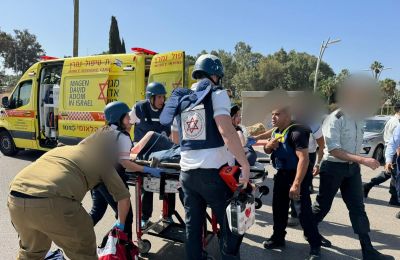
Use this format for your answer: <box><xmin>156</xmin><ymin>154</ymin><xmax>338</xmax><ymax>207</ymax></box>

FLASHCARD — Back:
<box><xmin>263</xmin><ymin>106</ymin><xmax>322</xmax><ymax>260</ymax></box>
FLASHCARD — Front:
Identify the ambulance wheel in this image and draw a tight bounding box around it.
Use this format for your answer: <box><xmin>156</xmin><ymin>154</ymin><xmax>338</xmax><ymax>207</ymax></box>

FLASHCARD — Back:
<box><xmin>0</xmin><ymin>130</ymin><xmax>18</xmax><ymax>156</ymax></box>
<box><xmin>138</xmin><ymin>239</ymin><xmax>151</xmax><ymax>254</ymax></box>
<box><xmin>259</xmin><ymin>186</ymin><xmax>269</xmax><ymax>195</ymax></box>
<box><xmin>255</xmin><ymin>198</ymin><xmax>263</xmax><ymax>209</ymax></box>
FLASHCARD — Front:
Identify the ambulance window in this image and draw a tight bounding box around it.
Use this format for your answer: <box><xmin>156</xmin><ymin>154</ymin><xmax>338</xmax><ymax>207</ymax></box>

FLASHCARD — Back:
<box><xmin>9</xmin><ymin>81</ymin><xmax>32</xmax><ymax>109</ymax></box>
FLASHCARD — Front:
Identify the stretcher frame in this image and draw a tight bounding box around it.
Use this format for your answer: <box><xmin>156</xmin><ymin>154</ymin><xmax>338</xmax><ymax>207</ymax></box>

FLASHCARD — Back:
<box><xmin>126</xmin><ymin>159</ymin><xmax>269</xmax><ymax>256</ymax></box>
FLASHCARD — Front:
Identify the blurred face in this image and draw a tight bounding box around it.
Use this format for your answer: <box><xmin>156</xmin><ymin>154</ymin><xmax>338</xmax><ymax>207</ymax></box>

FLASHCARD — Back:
<box><xmin>232</xmin><ymin>110</ymin><xmax>242</xmax><ymax>126</ymax></box>
<box><xmin>271</xmin><ymin>108</ymin><xmax>291</xmax><ymax>130</ymax></box>
<box><xmin>152</xmin><ymin>95</ymin><xmax>166</xmax><ymax>110</ymax></box>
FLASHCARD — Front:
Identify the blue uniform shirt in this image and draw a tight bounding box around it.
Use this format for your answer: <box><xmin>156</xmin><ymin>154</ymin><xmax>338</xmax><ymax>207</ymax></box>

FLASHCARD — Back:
<box><xmin>385</xmin><ymin>124</ymin><xmax>400</xmax><ymax>164</ymax></box>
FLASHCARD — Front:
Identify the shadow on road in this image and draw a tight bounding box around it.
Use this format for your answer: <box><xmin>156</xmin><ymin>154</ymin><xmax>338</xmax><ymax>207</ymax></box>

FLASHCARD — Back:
<box><xmin>9</xmin><ymin>149</ymin><xmax>44</xmax><ymax>162</ymax></box>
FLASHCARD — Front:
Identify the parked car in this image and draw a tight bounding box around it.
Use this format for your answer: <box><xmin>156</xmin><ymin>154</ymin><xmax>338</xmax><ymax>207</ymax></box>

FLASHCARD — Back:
<box><xmin>360</xmin><ymin>115</ymin><xmax>391</xmax><ymax>163</ymax></box>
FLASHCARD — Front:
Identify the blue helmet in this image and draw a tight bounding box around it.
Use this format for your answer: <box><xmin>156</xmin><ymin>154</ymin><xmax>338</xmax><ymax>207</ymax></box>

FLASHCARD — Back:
<box><xmin>146</xmin><ymin>82</ymin><xmax>167</xmax><ymax>99</ymax></box>
<box><xmin>104</xmin><ymin>101</ymin><xmax>131</xmax><ymax>125</ymax></box>
<box><xmin>192</xmin><ymin>54</ymin><xmax>224</xmax><ymax>80</ymax></box>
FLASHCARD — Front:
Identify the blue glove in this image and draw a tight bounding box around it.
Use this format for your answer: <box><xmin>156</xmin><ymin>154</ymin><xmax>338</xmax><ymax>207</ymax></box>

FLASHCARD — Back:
<box><xmin>143</xmin><ymin>166</ymin><xmax>162</xmax><ymax>178</ymax></box>
<box><xmin>114</xmin><ymin>221</ymin><xmax>125</xmax><ymax>230</ymax></box>
<box><xmin>247</xmin><ymin>137</ymin><xmax>257</xmax><ymax>146</ymax></box>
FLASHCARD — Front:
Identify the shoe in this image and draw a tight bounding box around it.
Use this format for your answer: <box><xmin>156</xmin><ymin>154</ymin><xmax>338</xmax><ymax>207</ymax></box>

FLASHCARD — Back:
<box><xmin>388</xmin><ymin>199</ymin><xmax>400</xmax><ymax>207</ymax></box>
<box><xmin>395</xmin><ymin>211</ymin><xmax>400</xmax><ymax>219</ymax></box>
<box><xmin>362</xmin><ymin>248</ymin><xmax>394</xmax><ymax>260</ymax></box>
<box><xmin>320</xmin><ymin>235</ymin><xmax>332</xmax><ymax>248</ymax></box>
<box><xmin>304</xmin><ymin>234</ymin><xmax>332</xmax><ymax>248</ymax></box>
<box><xmin>363</xmin><ymin>184</ymin><xmax>372</xmax><ymax>198</ymax></box>
<box><xmin>263</xmin><ymin>237</ymin><xmax>285</xmax><ymax>249</ymax></box>
<box><xmin>141</xmin><ymin>219</ymin><xmax>150</xmax><ymax>230</ymax></box>
<box><xmin>306</xmin><ymin>247</ymin><xmax>321</xmax><ymax>260</ymax></box>
<box><xmin>287</xmin><ymin>217</ymin><xmax>300</xmax><ymax>227</ymax></box>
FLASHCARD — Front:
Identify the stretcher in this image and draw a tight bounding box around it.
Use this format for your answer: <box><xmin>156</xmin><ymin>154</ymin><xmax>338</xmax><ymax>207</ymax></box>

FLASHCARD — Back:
<box><xmin>126</xmin><ymin>158</ymin><xmax>269</xmax><ymax>255</ymax></box>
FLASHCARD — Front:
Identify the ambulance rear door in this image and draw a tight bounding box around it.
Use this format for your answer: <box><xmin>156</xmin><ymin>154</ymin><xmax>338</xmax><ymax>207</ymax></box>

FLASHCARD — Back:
<box><xmin>148</xmin><ymin>51</ymin><xmax>186</xmax><ymax>95</ymax></box>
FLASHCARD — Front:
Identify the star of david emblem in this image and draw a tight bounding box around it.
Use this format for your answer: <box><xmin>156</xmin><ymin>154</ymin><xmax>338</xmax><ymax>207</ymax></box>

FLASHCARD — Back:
<box><xmin>186</xmin><ymin>117</ymin><xmax>199</xmax><ymax>133</ymax></box>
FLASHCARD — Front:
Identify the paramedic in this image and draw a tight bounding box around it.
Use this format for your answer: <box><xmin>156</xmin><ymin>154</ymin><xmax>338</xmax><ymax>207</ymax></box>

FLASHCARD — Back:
<box><xmin>130</xmin><ymin>82</ymin><xmax>176</xmax><ymax>228</ymax></box>
<box><xmin>262</xmin><ymin>105</ymin><xmax>322</xmax><ymax>260</ymax></box>
<box><xmin>89</xmin><ymin>101</ymin><xmax>162</xmax><ymax>239</ymax></box>
<box><xmin>7</xmin><ymin>126</ymin><xmax>131</xmax><ymax>260</ymax></box>
<box><xmin>164</xmin><ymin>54</ymin><xmax>251</xmax><ymax>260</ymax></box>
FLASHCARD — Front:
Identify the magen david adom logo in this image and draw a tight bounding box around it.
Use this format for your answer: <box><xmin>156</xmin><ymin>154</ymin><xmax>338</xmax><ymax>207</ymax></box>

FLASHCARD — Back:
<box><xmin>182</xmin><ymin>109</ymin><xmax>206</xmax><ymax>140</ymax></box>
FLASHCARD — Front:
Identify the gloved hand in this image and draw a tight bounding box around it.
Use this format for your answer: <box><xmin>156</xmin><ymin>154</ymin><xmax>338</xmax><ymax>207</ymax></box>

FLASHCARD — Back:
<box><xmin>143</xmin><ymin>166</ymin><xmax>162</xmax><ymax>178</ymax></box>
<box><xmin>246</xmin><ymin>137</ymin><xmax>257</xmax><ymax>146</ymax></box>
<box><xmin>113</xmin><ymin>221</ymin><xmax>125</xmax><ymax>230</ymax></box>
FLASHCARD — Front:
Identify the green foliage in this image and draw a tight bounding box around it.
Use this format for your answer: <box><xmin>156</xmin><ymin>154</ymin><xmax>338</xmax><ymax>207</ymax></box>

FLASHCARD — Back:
<box><xmin>380</xmin><ymin>78</ymin><xmax>397</xmax><ymax>103</ymax></box>
<box><xmin>109</xmin><ymin>16</ymin><xmax>124</xmax><ymax>54</ymax></box>
<box><xmin>0</xmin><ymin>29</ymin><xmax>45</xmax><ymax>73</ymax></box>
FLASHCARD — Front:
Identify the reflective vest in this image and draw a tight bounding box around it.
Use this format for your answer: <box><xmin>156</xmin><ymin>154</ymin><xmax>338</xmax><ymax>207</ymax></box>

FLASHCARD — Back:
<box><xmin>270</xmin><ymin>124</ymin><xmax>299</xmax><ymax>171</ymax></box>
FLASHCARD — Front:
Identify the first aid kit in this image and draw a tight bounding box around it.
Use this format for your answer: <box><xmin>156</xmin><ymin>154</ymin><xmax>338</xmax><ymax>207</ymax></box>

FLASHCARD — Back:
<box><xmin>226</xmin><ymin>185</ymin><xmax>256</xmax><ymax>235</ymax></box>
<box><xmin>98</xmin><ymin>228</ymin><xmax>139</xmax><ymax>260</ymax></box>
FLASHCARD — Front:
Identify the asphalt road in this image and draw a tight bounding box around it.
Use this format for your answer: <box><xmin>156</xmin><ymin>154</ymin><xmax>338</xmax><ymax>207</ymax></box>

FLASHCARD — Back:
<box><xmin>1</xmin><ymin>149</ymin><xmax>399</xmax><ymax>260</ymax></box>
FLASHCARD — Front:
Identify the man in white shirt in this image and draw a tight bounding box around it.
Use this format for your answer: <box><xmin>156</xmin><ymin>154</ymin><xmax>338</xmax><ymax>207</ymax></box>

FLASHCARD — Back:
<box><xmin>363</xmin><ymin>103</ymin><xmax>400</xmax><ymax>206</ymax></box>
<box><xmin>161</xmin><ymin>54</ymin><xmax>250</xmax><ymax>260</ymax></box>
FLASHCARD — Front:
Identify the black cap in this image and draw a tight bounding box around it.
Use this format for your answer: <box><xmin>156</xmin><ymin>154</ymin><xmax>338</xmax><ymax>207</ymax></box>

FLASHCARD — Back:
<box><xmin>231</xmin><ymin>104</ymin><xmax>240</xmax><ymax>117</ymax></box>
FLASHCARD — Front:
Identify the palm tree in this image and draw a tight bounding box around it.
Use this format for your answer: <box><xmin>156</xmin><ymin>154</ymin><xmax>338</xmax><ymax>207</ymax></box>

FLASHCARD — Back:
<box><xmin>370</xmin><ymin>61</ymin><xmax>384</xmax><ymax>79</ymax></box>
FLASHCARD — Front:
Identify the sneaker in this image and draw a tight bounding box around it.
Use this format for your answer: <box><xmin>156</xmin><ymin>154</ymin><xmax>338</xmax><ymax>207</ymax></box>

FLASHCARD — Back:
<box><xmin>362</xmin><ymin>248</ymin><xmax>394</xmax><ymax>260</ymax></box>
<box><xmin>306</xmin><ymin>247</ymin><xmax>321</xmax><ymax>260</ymax></box>
<box><xmin>363</xmin><ymin>184</ymin><xmax>372</xmax><ymax>198</ymax></box>
<box><xmin>396</xmin><ymin>211</ymin><xmax>400</xmax><ymax>219</ymax></box>
<box><xmin>263</xmin><ymin>237</ymin><xmax>285</xmax><ymax>249</ymax></box>
<box><xmin>141</xmin><ymin>219</ymin><xmax>150</xmax><ymax>230</ymax></box>
<box><xmin>287</xmin><ymin>217</ymin><xmax>300</xmax><ymax>227</ymax></box>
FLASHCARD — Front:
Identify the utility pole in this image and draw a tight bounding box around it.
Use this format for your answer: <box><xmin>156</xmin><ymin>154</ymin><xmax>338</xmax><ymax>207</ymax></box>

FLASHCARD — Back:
<box><xmin>313</xmin><ymin>38</ymin><xmax>341</xmax><ymax>93</ymax></box>
<box><xmin>73</xmin><ymin>0</ymin><xmax>79</xmax><ymax>57</ymax></box>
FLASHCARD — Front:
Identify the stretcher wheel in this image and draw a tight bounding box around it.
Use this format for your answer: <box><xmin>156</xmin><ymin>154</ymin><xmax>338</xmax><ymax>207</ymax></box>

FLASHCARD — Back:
<box><xmin>255</xmin><ymin>198</ymin><xmax>263</xmax><ymax>210</ymax></box>
<box><xmin>138</xmin><ymin>239</ymin><xmax>151</xmax><ymax>254</ymax></box>
<box><xmin>259</xmin><ymin>186</ymin><xmax>269</xmax><ymax>195</ymax></box>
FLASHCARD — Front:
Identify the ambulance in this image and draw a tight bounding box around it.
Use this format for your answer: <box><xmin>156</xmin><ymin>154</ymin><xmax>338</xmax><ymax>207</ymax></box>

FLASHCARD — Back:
<box><xmin>0</xmin><ymin>48</ymin><xmax>192</xmax><ymax>156</ymax></box>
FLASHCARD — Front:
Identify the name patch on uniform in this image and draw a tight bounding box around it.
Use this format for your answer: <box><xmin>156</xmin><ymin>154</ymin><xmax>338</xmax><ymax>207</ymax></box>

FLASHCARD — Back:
<box><xmin>181</xmin><ymin>105</ymin><xmax>206</xmax><ymax>140</ymax></box>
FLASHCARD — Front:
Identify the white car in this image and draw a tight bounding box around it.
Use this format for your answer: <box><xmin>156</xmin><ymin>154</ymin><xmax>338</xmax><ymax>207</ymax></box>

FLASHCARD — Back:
<box><xmin>360</xmin><ymin>115</ymin><xmax>391</xmax><ymax>163</ymax></box>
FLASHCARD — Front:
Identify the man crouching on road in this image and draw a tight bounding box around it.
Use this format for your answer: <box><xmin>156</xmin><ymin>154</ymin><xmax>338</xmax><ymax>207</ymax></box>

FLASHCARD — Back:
<box><xmin>263</xmin><ymin>100</ymin><xmax>322</xmax><ymax>260</ymax></box>
<box><xmin>7</xmin><ymin>126</ymin><xmax>131</xmax><ymax>260</ymax></box>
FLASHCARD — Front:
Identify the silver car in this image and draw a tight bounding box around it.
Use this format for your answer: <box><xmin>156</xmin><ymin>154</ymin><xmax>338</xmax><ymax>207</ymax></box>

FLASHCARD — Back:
<box><xmin>360</xmin><ymin>115</ymin><xmax>391</xmax><ymax>163</ymax></box>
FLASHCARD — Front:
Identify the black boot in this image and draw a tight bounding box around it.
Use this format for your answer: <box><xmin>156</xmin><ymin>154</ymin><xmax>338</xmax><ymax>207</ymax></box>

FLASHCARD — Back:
<box><xmin>263</xmin><ymin>235</ymin><xmax>285</xmax><ymax>249</ymax></box>
<box><xmin>360</xmin><ymin>234</ymin><xmax>394</xmax><ymax>260</ymax></box>
<box><xmin>363</xmin><ymin>183</ymin><xmax>372</xmax><ymax>198</ymax></box>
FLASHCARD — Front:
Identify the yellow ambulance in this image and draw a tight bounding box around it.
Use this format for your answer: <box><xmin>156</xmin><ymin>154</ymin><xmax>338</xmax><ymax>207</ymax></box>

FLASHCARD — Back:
<box><xmin>0</xmin><ymin>49</ymin><xmax>185</xmax><ymax>156</ymax></box>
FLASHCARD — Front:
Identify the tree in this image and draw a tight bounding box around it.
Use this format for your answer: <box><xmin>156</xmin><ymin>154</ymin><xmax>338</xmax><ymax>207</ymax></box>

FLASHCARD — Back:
<box><xmin>370</xmin><ymin>61</ymin><xmax>384</xmax><ymax>79</ymax></box>
<box><xmin>120</xmin><ymin>38</ymin><xmax>126</xmax><ymax>54</ymax></box>
<box><xmin>231</xmin><ymin>42</ymin><xmax>262</xmax><ymax>92</ymax></box>
<box><xmin>380</xmin><ymin>78</ymin><xmax>396</xmax><ymax>103</ymax></box>
<box><xmin>319</xmin><ymin>76</ymin><xmax>337</xmax><ymax>104</ymax></box>
<box><xmin>109</xmin><ymin>16</ymin><xmax>123</xmax><ymax>54</ymax></box>
<box><xmin>0</xmin><ymin>29</ymin><xmax>45</xmax><ymax>74</ymax></box>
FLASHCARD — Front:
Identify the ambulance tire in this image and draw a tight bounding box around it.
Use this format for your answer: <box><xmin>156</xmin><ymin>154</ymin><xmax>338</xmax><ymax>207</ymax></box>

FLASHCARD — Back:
<box><xmin>0</xmin><ymin>130</ymin><xmax>18</xmax><ymax>156</ymax></box>
<box><xmin>255</xmin><ymin>198</ymin><xmax>262</xmax><ymax>210</ymax></box>
<box><xmin>138</xmin><ymin>239</ymin><xmax>151</xmax><ymax>255</ymax></box>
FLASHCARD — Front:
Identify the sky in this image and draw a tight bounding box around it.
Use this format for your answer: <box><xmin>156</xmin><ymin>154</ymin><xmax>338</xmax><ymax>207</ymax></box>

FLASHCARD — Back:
<box><xmin>1</xmin><ymin>0</ymin><xmax>399</xmax><ymax>82</ymax></box>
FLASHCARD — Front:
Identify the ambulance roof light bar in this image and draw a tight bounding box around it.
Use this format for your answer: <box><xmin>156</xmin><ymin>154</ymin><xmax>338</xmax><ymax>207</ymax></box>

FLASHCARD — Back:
<box><xmin>131</xmin><ymin>48</ymin><xmax>158</xmax><ymax>55</ymax></box>
<box><xmin>40</xmin><ymin>56</ymin><xmax>59</xmax><ymax>61</ymax></box>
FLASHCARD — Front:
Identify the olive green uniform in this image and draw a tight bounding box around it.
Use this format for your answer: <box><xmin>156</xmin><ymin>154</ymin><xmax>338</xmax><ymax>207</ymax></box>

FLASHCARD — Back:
<box><xmin>8</xmin><ymin>141</ymin><xmax>130</xmax><ymax>260</ymax></box>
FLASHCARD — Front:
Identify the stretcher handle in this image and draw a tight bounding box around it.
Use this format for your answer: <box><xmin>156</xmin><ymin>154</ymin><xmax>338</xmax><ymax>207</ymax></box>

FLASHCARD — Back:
<box><xmin>134</xmin><ymin>159</ymin><xmax>181</xmax><ymax>170</ymax></box>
